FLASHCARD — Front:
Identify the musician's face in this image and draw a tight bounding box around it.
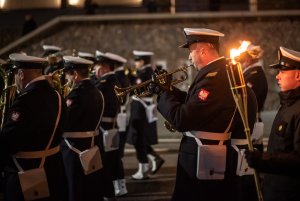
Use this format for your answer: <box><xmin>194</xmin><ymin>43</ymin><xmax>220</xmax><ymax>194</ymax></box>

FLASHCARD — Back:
<box><xmin>188</xmin><ymin>43</ymin><xmax>206</xmax><ymax>70</ymax></box>
<box><xmin>94</xmin><ymin>64</ymin><xmax>102</xmax><ymax>78</ymax></box>
<box><xmin>14</xmin><ymin>69</ymin><xmax>24</xmax><ymax>91</ymax></box>
<box><xmin>134</xmin><ymin>59</ymin><xmax>144</xmax><ymax>69</ymax></box>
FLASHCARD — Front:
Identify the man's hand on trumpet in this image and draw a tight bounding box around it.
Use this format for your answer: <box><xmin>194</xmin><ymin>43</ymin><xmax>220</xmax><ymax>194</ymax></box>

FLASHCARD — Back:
<box><xmin>149</xmin><ymin>69</ymin><xmax>172</xmax><ymax>95</ymax></box>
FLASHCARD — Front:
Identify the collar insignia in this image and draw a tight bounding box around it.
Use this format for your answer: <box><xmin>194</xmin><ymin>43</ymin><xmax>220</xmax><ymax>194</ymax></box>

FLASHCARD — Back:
<box><xmin>11</xmin><ymin>111</ymin><xmax>20</xmax><ymax>121</ymax></box>
<box><xmin>66</xmin><ymin>99</ymin><xmax>73</xmax><ymax>107</ymax></box>
<box><xmin>247</xmin><ymin>82</ymin><xmax>253</xmax><ymax>88</ymax></box>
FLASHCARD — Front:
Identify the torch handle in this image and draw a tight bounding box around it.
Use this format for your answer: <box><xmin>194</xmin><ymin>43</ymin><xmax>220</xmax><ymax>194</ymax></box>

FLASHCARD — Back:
<box><xmin>226</xmin><ymin>62</ymin><xmax>264</xmax><ymax>201</ymax></box>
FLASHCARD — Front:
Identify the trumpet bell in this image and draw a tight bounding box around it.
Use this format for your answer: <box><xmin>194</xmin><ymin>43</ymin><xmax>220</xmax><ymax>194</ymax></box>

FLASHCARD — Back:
<box><xmin>114</xmin><ymin>64</ymin><xmax>192</xmax><ymax>104</ymax></box>
<box><xmin>114</xmin><ymin>85</ymin><xmax>128</xmax><ymax>105</ymax></box>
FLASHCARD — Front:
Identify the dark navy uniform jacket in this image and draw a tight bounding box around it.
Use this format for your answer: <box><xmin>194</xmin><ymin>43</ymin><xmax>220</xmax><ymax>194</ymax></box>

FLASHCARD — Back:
<box><xmin>127</xmin><ymin>64</ymin><xmax>158</xmax><ymax>145</ymax></box>
<box><xmin>115</xmin><ymin>67</ymin><xmax>131</xmax><ymax>105</ymax></box>
<box><xmin>259</xmin><ymin>86</ymin><xmax>300</xmax><ymax>201</ymax></box>
<box><xmin>157</xmin><ymin>58</ymin><xmax>239</xmax><ymax>201</ymax></box>
<box><xmin>243</xmin><ymin>65</ymin><xmax>268</xmax><ymax>113</ymax></box>
<box><xmin>229</xmin><ymin>87</ymin><xmax>258</xmax><ymax>201</ymax></box>
<box><xmin>61</xmin><ymin>79</ymin><xmax>104</xmax><ymax>201</ymax></box>
<box><xmin>95</xmin><ymin>72</ymin><xmax>120</xmax><ymax>129</ymax></box>
<box><xmin>115</xmin><ymin>67</ymin><xmax>131</xmax><ymax>89</ymax></box>
<box><xmin>95</xmin><ymin>72</ymin><xmax>120</xmax><ymax>197</ymax></box>
<box><xmin>0</xmin><ymin>79</ymin><xmax>68</xmax><ymax>201</ymax></box>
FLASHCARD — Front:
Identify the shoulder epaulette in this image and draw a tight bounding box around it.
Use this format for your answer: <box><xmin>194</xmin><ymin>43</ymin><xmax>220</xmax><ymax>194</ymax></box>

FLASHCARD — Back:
<box><xmin>124</xmin><ymin>69</ymin><xmax>130</xmax><ymax>76</ymax></box>
<box><xmin>205</xmin><ymin>72</ymin><xmax>218</xmax><ymax>78</ymax></box>
<box><xmin>250</xmin><ymin>71</ymin><xmax>258</xmax><ymax>75</ymax></box>
<box><xmin>100</xmin><ymin>79</ymin><xmax>107</xmax><ymax>83</ymax></box>
<box><xmin>18</xmin><ymin>92</ymin><xmax>28</xmax><ymax>98</ymax></box>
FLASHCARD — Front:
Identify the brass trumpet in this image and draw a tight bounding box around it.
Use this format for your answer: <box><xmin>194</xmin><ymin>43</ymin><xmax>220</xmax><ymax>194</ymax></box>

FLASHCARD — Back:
<box><xmin>114</xmin><ymin>65</ymin><xmax>192</xmax><ymax>104</ymax></box>
<box><xmin>46</xmin><ymin>68</ymin><xmax>72</xmax><ymax>98</ymax></box>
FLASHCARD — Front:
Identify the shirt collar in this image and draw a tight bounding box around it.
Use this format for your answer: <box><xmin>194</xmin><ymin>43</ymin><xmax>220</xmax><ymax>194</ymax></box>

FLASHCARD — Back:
<box><xmin>101</xmin><ymin>71</ymin><xmax>115</xmax><ymax>78</ymax></box>
<box><xmin>206</xmin><ymin>56</ymin><xmax>224</xmax><ymax>66</ymax></box>
<box><xmin>25</xmin><ymin>75</ymin><xmax>46</xmax><ymax>89</ymax></box>
<box><xmin>115</xmin><ymin>66</ymin><xmax>124</xmax><ymax>72</ymax></box>
<box><xmin>243</xmin><ymin>59</ymin><xmax>264</xmax><ymax>73</ymax></box>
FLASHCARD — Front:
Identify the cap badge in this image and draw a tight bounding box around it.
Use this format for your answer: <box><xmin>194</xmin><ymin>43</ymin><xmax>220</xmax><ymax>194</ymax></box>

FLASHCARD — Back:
<box><xmin>66</xmin><ymin>99</ymin><xmax>73</xmax><ymax>107</ymax></box>
<box><xmin>11</xmin><ymin>111</ymin><xmax>20</xmax><ymax>121</ymax></box>
<box><xmin>198</xmin><ymin>88</ymin><xmax>210</xmax><ymax>101</ymax></box>
<box><xmin>278</xmin><ymin>125</ymin><xmax>283</xmax><ymax>131</ymax></box>
<box><xmin>247</xmin><ymin>82</ymin><xmax>253</xmax><ymax>88</ymax></box>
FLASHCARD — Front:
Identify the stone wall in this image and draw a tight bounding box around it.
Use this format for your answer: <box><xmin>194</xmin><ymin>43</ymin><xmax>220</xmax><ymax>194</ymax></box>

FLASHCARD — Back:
<box><xmin>19</xmin><ymin>14</ymin><xmax>300</xmax><ymax>110</ymax></box>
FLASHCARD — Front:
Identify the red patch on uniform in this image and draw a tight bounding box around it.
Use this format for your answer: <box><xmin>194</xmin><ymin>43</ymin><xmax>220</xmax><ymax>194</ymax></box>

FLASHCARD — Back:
<box><xmin>198</xmin><ymin>88</ymin><xmax>210</xmax><ymax>101</ymax></box>
<box><xmin>66</xmin><ymin>99</ymin><xmax>73</xmax><ymax>107</ymax></box>
<box><xmin>11</xmin><ymin>111</ymin><xmax>20</xmax><ymax>121</ymax></box>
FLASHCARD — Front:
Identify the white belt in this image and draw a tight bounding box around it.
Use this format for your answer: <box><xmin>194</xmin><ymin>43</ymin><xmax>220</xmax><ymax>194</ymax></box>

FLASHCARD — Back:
<box><xmin>132</xmin><ymin>96</ymin><xmax>154</xmax><ymax>103</ymax></box>
<box><xmin>14</xmin><ymin>146</ymin><xmax>60</xmax><ymax>159</ymax></box>
<box><xmin>101</xmin><ymin>117</ymin><xmax>116</xmax><ymax>123</ymax></box>
<box><xmin>63</xmin><ymin>130</ymin><xmax>99</xmax><ymax>138</ymax></box>
<box><xmin>231</xmin><ymin>139</ymin><xmax>248</xmax><ymax>146</ymax></box>
<box><xmin>140</xmin><ymin>97</ymin><xmax>153</xmax><ymax>102</ymax></box>
<box><xmin>184</xmin><ymin>131</ymin><xmax>231</xmax><ymax>145</ymax></box>
<box><xmin>184</xmin><ymin>131</ymin><xmax>231</xmax><ymax>141</ymax></box>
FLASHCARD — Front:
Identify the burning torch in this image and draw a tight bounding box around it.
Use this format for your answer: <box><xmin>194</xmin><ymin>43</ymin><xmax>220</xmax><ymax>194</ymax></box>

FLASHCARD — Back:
<box><xmin>226</xmin><ymin>41</ymin><xmax>263</xmax><ymax>201</ymax></box>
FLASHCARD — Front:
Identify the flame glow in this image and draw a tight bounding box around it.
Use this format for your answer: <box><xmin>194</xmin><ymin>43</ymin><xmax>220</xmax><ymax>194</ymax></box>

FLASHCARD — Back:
<box><xmin>0</xmin><ymin>0</ymin><xmax>5</xmax><ymax>8</ymax></box>
<box><xmin>68</xmin><ymin>0</ymin><xmax>80</xmax><ymax>6</ymax></box>
<box><xmin>230</xmin><ymin>41</ymin><xmax>251</xmax><ymax>64</ymax></box>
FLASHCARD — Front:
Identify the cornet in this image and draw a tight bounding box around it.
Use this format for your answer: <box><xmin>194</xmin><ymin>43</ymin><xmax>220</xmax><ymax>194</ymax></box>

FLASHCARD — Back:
<box><xmin>114</xmin><ymin>64</ymin><xmax>192</xmax><ymax>104</ymax></box>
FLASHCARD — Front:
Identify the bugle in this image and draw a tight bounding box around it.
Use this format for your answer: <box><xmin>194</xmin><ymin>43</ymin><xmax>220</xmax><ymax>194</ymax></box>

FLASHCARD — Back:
<box><xmin>114</xmin><ymin>64</ymin><xmax>192</xmax><ymax>104</ymax></box>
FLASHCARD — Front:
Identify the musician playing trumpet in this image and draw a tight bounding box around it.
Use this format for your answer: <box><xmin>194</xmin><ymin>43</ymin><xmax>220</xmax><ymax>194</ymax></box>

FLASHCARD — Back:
<box><xmin>149</xmin><ymin>28</ymin><xmax>257</xmax><ymax>201</ymax></box>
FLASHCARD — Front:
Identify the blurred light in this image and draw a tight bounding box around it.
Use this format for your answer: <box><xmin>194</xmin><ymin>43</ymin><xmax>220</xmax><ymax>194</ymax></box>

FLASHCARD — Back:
<box><xmin>0</xmin><ymin>0</ymin><xmax>5</xmax><ymax>9</ymax></box>
<box><xmin>93</xmin><ymin>0</ymin><xmax>142</xmax><ymax>6</ymax></box>
<box><xmin>1</xmin><ymin>0</ymin><xmax>60</xmax><ymax>10</ymax></box>
<box><xmin>68</xmin><ymin>0</ymin><xmax>80</xmax><ymax>6</ymax></box>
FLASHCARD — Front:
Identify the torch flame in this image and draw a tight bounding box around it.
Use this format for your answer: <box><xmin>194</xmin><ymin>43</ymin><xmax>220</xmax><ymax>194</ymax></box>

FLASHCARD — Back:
<box><xmin>230</xmin><ymin>41</ymin><xmax>251</xmax><ymax>64</ymax></box>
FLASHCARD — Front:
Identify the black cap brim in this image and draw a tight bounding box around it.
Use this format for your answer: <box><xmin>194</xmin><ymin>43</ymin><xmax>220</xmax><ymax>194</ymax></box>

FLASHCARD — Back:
<box><xmin>269</xmin><ymin>63</ymin><xmax>280</xmax><ymax>69</ymax></box>
<box><xmin>269</xmin><ymin>63</ymin><xmax>300</xmax><ymax>70</ymax></box>
<box><xmin>179</xmin><ymin>42</ymin><xmax>189</xmax><ymax>48</ymax></box>
<box><xmin>12</xmin><ymin>61</ymin><xmax>48</xmax><ymax>70</ymax></box>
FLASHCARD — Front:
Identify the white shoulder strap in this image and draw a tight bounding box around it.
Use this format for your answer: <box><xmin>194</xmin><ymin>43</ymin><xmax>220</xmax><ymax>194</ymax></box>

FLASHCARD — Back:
<box><xmin>40</xmin><ymin>91</ymin><xmax>62</xmax><ymax>168</ymax></box>
<box><xmin>13</xmin><ymin>91</ymin><xmax>62</xmax><ymax>171</ymax></box>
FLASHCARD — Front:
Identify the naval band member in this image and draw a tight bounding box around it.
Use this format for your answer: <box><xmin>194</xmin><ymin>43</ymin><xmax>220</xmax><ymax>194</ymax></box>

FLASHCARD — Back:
<box><xmin>60</xmin><ymin>56</ymin><xmax>105</xmax><ymax>201</ymax></box>
<box><xmin>42</xmin><ymin>45</ymin><xmax>64</xmax><ymax>75</ymax></box>
<box><xmin>78</xmin><ymin>51</ymin><xmax>96</xmax><ymax>63</ymax></box>
<box><xmin>127</xmin><ymin>50</ymin><xmax>164</xmax><ymax>180</ymax></box>
<box><xmin>42</xmin><ymin>45</ymin><xmax>62</xmax><ymax>58</ymax></box>
<box><xmin>107</xmin><ymin>52</ymin><xmax>129</xmax><ymax>196</ymax></box>
<box><xmin>239</xmin><ymin>44</ymin><xmax>268</xmax><ymax>117</ymax></box>
<box><xmin>0</xmin><ymin>53</ymin><xmax>68</xmax><ymax>201</ymax></box>
<box><xmin>94</xmin><ymin>51</ymin><xmax>120</xmax><ymax>200</ymax></box>
<box><xmin>151</xmin><ymin>28</ymin><xmax>249</xmax><ymax>201</ymax></box>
